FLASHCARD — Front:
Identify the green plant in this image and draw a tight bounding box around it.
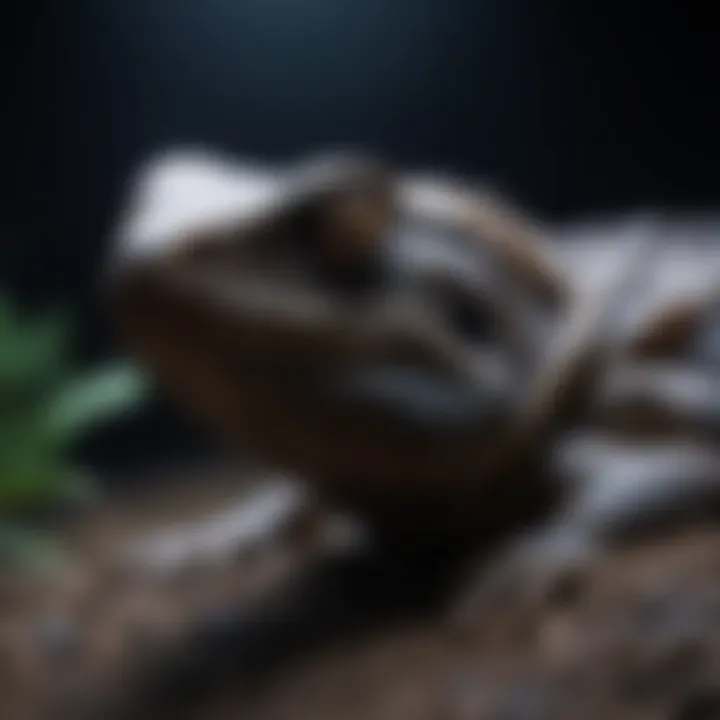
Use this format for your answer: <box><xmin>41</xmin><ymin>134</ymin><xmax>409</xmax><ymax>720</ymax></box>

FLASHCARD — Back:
<box><xmin>0</xmin><ymin>293</ymin><xmax>148</xmax><ymax>568</ymax></box>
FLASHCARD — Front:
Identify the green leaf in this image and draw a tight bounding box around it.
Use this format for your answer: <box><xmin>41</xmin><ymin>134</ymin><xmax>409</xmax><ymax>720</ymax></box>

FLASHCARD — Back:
<box><xmin>0</xmin><ymin>305</ymin><xmax>73</xmax><ymax>401</ymax></box>
<box><xmin>44</xmin><ymin>362</ymin><xmax>149</xmax><ymax>446</ymax></box>
<box><xmin>0</xmin><ymin>448</ymin><xmax>70</xmax><ymax>511</ymax></box>
<box><xmin>0</xmin><ymin>292</ymin><xmax>147</xmax><ymax>518</ymax></box>
<box><xmin>0</xmin><ymin>449</ymin><xmax>99</xmax><ymax>514</ymax></box>
<box><xmin>0</xmin><ymin>522</ymin><xmax>68</xmax><ymax>573</ymax></box>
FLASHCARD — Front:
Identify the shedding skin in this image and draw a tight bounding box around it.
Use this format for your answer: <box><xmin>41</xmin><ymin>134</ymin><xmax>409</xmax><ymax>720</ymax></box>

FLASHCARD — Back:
<box><xmin>399</xmin><ymin>174</ymin><xmax>568</xmax><ymax>309</ymax></box>
<box><xmin>453</xmin><ymin>440</ymin><xmax>720</xmax><ymax>624</ymax></box>
<box><xmin>111</xmin><ymin>150</ymin><xmax>719</xmax><ymax>536</ymax></box>
<box><xmin>110</xmin><ymin>150</ymin><xmax>583</xmax><ymax>536</ymax></box>
<box><xmin>112</xmin><ymin>155</ymin><xmax>497</xmax><ymax>407</ymax></box>
<box><xmin>112</xmin><ymin>153</ymin><xmax>552</xmax><ymax>387</ymax></box>
<box><xmin>106</xmin><ymin>150</ymin><xmax>720</xmax><ymax>708</ymax></box>
<box><xmin>455</xmin><ymin>289</ymin><xmax>720</xmax><ymax>622</ymax></box>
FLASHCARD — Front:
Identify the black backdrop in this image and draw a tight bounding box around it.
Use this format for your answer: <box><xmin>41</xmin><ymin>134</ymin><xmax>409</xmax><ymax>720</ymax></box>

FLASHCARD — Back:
<box><xmin>2</xmin><ymin>0</ymin><xmax>718</xmax><ymax>472</ymax></box>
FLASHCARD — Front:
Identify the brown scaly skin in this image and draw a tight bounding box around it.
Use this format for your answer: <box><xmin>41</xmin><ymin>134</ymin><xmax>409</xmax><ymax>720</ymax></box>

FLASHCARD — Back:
<box><xmin>399</xmin><ymin>173</ymin><xmax>568</xmax><ymax>311</ymax></box>
<box><xmin>105</xmin><ymin>151</ymin><xmax>720</xmax><ymax>711</ymax></box>
<box><xmin>110</xmin><ymin>151</ymin><xmax>720</xmax><ymax>545</ymax></box>
<box><xmin>629</xmin><ymin>298</ymin><xmax>709</xmax><ymax>359</ymax></box>
<box><xmin>585</xmin><ymin>282</ymin><xmax>720</xmax><ymax>442</ymax></box>
<box><xmin>109</xmin><ymin>151</ymin><xmax>584</xmax><ymax>541</ymax></box>
<box><xmin>455</xmin><ymin>289</ymin><xmax>720</xmax><ymax>623</ymax></box>
<box><xmin>114</xmin><ymin>153</ymin><xmax>720</xmax><ymax>546</ymax></box>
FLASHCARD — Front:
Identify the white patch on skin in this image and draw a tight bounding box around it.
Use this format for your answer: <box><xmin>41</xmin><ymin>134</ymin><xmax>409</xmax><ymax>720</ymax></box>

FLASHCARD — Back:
<box><xmin>112</xmin><ymin>148</ymin><xmax>287</xmax><ymax>267</ymax></box>
<box><xmin>555</xmin><ymin>217</ymin><xmax>720</xmax><ymax>335</ymax></box>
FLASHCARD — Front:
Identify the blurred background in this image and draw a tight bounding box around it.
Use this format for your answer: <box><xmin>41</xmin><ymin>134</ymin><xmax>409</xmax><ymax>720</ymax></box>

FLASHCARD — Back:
<box><xmin>3</xmin><ymin>0</ymin><xmax>718</xmax><ymax>478</ymax></box>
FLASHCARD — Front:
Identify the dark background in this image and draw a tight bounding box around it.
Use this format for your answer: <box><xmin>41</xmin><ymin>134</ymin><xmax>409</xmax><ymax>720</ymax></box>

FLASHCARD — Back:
<box><xmin>2</xmin><ymin>0</ymin><xmax>717</xmax><ymax>471</ymax></box>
